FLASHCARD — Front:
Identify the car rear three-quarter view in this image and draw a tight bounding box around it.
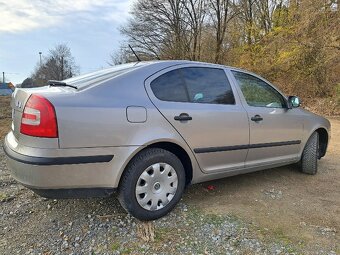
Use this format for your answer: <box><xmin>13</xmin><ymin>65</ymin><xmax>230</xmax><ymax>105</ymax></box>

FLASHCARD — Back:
<box><xmin>3</xmin><ymin>60</ymin><xmax>331</xmax><ymax>220</ymax></box>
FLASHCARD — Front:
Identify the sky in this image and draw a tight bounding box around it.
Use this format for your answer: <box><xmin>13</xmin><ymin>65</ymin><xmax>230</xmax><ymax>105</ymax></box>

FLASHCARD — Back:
<box><xmin>0</xmin><ymin>0</ymin><xmax>135</xmax><ymax>84</ymax></box>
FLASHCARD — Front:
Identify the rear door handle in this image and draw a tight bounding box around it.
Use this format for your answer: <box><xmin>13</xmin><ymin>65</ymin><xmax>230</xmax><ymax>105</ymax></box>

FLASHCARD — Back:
<box><xmin>174</xmin><ymin>113</ymin><xmax>192</xmax><ymax>121</ymax></box>
<box><xmin>251</xmin><ymin>115</ymin><xmax>263</xmax><ymax>122</ymax></box>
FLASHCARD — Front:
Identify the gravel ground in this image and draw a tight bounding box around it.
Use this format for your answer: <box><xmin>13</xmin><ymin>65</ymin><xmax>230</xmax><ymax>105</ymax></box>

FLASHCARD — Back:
<box><xmin>0</xmin><ymin>145</ymin><xmax>291</xmax><ymax>255</ymax></box>
<box><xmin>0</xmin><ymin>95</ymin><xmax>339</xmax><ymax>254</ymax></box>
<box><xmin>0</xmin><ymin>145</ymin><xmax>338</xmax><ymax>255</ymax></box>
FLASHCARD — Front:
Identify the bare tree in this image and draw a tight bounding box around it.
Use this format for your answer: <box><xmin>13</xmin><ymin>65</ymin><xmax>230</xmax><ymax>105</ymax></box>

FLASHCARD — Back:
<box><xmin>120</xmin><ymin>0</ymin><xmax>208</xmax><ymax>60</ymax></box>
<box><xmin>109</xmin><ymin>46</ymin><xmax>135</xmax><ymax>65</ymax></box>
<box><xmin>32</xmin><ymin>44</ymin><xmax>79</xmax><ymax>86</ymax></box>
<box><xmin>183</xmin><ymin>0</ymin><xmax>208</xmax><ymax>60</ymax></box>
<box><xmin>109</xmin><ymin>44</ymin><xmax>155</xmax><ymax>65</ymax></box>
<box><xmin>20</xmin><ymin>78</ymin><xmax>34</xmax><ymax>88</ymax></box>
<box><xmin>237</xmin><ymin>0</ymin><xmax>256</xmax><ymax>45</ymax></box>
<box><xmin>208</xmin><ymin>0</ymin><xmax>239</xmax><ymax>63</ymax></box>
<box><xmin>116</xmin><ymin>0</ymin><xmax>339</xmax><ymax>103</ymax></box>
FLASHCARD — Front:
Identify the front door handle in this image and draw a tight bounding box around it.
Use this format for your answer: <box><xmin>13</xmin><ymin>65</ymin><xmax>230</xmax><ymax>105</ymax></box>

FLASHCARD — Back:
<box><xmin>174</xmin><ymin>113</ymin><xmax>192</xmax><ymax>121</ymax></box>
<box><xmin>251</xmin><ymin>115</ymin><xmax>263</xmax><ymax>122</ymax></box>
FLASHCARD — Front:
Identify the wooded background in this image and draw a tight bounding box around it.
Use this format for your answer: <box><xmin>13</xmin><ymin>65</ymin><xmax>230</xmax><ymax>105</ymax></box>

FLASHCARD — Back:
<box><xmin>113</xmin><ymin>0</ymin><xmax>339</xmax><ymax>114</ymax></box>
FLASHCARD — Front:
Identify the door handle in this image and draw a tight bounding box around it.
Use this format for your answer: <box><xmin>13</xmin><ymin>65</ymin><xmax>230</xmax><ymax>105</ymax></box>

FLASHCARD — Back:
<box><xmin>251</xmin><ymin>115</ymin><xmax>263</xmax><ymax>122</ymax></box>
<box><xmin>174</xmin><ymin>113</ymin><xmax>192</xmax><ymax>121</ymax></box>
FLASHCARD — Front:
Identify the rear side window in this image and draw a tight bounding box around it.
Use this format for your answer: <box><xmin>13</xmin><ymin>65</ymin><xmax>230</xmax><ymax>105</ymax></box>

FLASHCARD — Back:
<box><xmin>151</xmin><ymin>67</ymin><xmax>235</xmax><ymax>105</ymax></box>
<box><xmin>150</xmin><ymin>69</ymin><xmax>188</xmax><ymax>102</ymax></box>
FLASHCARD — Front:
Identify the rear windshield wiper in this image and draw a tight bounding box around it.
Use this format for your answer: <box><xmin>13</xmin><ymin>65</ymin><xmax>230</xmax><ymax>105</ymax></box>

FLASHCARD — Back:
<box><xmin>48</xmin><ymin>80</ymin><xmax>78</xmax><ymax>89</ymax></box>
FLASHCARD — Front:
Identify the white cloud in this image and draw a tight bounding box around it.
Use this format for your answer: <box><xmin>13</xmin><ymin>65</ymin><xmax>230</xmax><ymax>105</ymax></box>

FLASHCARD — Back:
<box><xmin>102</xmin><ymin>1</ymin><xmax>134</xmax><ymax>23</ymax></box>
<box><xmin>0</xmin><ymin>0</ymin><xmax>135</xmax><ymax>33</ymax></box>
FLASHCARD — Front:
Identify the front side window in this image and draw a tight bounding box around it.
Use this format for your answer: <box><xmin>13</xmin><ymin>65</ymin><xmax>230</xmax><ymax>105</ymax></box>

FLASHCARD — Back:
<box><xmin>151</xmin><ymin>67</ymin><xmax>235</xmax><ymax>105</ymax></box>
<box><xmin>232</xmin><ymin>71</ymin><xmax>286</xmax><ymax>108</ymax></box>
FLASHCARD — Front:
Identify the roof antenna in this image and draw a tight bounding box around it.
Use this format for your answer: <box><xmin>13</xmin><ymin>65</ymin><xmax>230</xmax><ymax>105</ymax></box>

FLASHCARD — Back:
<box><xmin>128</xmin><ymin>44</ymin><xmax>141</xmax><ymax>62</ymax></box>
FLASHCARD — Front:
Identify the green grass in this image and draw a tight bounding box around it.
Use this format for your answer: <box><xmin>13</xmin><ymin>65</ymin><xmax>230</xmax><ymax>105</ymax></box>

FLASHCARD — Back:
<box><xmin>0</xmin><ymin>192</ymin><xmax>8</xmax><ymax>202</ymax></box>
<box><xmin>269</xmin><ymin>227</ymin><xmax>304</xmax><ymax>254</ymax></box>
<box><xmin>110</xmin><ymin>242</ymin><xmax>120</xmax><ymax>251</ymax></box>
<box><xmin>204</xmin><ymin>214</ymin><xmax>227</xmax><ymax>226</ymax></box>
<box><xmin>154</xmin><ymin>226</ymin><xmax>173</xmax><ymax>242</ymax></box>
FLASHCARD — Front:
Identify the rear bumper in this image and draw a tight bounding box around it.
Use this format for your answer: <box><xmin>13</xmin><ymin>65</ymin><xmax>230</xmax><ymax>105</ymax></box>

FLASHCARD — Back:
<box><xmin>3</xmin><ymin>141</ymin><xmax>114</xmax><ymax>165</ymax></box>
<box><xmin>30</xmin><ymin>187</ymin><xmax>114</xmax><ymax>199</ymax></box>
<box><xmin>3</xmin><ymin>132</ymin><xmax>141</xmax><ymax>197</ymax></box>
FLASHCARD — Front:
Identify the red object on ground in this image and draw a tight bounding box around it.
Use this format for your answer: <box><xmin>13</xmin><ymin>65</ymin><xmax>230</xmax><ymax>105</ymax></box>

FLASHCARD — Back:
<box><xmin>207</xmin><ymin>185</ymin><xmax>216</xmax><ymax>191</ymax></box>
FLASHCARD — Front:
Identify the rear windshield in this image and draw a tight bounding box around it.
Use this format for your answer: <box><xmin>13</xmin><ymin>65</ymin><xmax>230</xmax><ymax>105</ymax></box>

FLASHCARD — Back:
<box><xmin>63</xmin><ymin>62</ymin><xmax>143</xmax><ymax>89</ymax></box>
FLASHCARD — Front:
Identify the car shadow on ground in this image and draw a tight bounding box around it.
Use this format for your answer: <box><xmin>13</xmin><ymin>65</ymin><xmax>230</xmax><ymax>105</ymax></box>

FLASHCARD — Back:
<box><xmin>51</xmin><ymin>163</ymin><xmax>301</xmax><ymax>216</ymax></box>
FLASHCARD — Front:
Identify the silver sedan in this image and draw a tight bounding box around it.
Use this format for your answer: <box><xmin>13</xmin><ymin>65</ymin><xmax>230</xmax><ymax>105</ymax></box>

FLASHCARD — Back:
<box><xmin>4</xmin><ymin>60</ymin><xmax>330</xmax><ymax>220</ymax></box>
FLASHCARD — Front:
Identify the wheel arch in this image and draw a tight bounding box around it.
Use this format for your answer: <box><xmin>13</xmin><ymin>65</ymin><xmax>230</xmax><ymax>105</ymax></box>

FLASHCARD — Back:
<box><xmin>147</xmin><ymin>141</ymin><xmax>193</xmax><ymax>185</ymax></box>
<box><xmin>303</xmin><ymin>127</ymin><xmax>329</xmax><ymax>159</ymax></box>
<box><xmin>315</xmin><ymin>127</ymin><xmax>329</xmax><ymax>158</ymax></box>
<box><xmin>118</xmin><ymin>140</ymin><xmax>194</xmax><ymax>188</ymax></box>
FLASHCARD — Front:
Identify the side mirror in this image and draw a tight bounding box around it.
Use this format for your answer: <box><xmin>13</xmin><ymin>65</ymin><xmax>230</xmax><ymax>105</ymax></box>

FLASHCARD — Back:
<box><xmin>287</xmin><ymin>96</ymin><xmax>300</xmax><ymax>109</ymax></box>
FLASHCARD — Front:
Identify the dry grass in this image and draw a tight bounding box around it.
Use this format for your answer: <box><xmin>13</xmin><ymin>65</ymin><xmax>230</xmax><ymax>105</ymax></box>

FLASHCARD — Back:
<box><xmin>304</xmin><ymin>97</ymin><xmax>340</xmax><ymax>117</ymax></box>
<box><xmin>0</xmin><ymin>96</ymin><xmax>12</xmax><ymax>140</ymax></box>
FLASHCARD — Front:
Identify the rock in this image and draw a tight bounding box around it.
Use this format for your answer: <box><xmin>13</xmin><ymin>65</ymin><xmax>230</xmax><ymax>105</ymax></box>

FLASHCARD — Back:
<box><xmin>61</xmin><ymin>240</ymin><xmax>69</xmax><ymax>249</ymax></box>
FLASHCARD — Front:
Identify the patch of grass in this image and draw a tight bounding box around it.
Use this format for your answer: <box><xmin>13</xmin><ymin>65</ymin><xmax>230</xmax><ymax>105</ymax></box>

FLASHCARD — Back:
<box><xmin>111</xmin><ymin>241</ymin><xmax>148</xmax><ymax>255</ymax></box>
<box><xmin>0</xmin><ymin>192</ymin><xmax>7</xmax><ymax>200</ymax></box>
<box><xmin>153</xmin><ymin>225</ymin><xmax>185</xmax><ymax>251</ymax></box>
<box><xmin>270</xmin><ymin>227</ymin><xmax>303</xmax><ymax>254</ymax></box>
<box><xmin>186</xmin><ymin>206</ymin><xmax>241</xmax><ymax>226</ymax></box>
<box><xmin>121</xmin><ymin>247</ymin><xmax>133</xmax><ymax>254</ymax></box>
<box><xmin>204</xmin><ymin>214</ymin><xmax>226</xmax><ymax>226</ymax></box>
<box><xmin>110</xmin><ymin>242</ymin><xmax>120</xmax><ymax>251</ymax></box>
<box><xmin>224</xmin><ymin>213</ymin><xmax>243</xmax><ymax>224</ymax></box>
<box><xmin>0</xmin><ymin>192</ymin><xmax>12</xmax><ymax>202</ymax></box>
<box><xmin>154</xmin><ymin>226</ymin><xmax>173</xmax><ymax>242</ymax></box>
<box><xmin>186</xmin><ymin>206</ymin><xmax>203</xmax><ymax>223</ymax></box>
<box><xmin>273</xmin><ymin>228</ymin><xmax>291</xmax><ymax>243</ymax></box>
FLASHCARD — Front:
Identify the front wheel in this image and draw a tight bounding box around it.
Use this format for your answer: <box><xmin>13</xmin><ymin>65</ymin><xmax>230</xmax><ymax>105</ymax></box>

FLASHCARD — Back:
<box><xmin>118</xmin><ymin>148</ymin><xmax>186</xmax><ymax>221</ymax></box>
<box><xmin>300</xmin><ymin>132</ymin><xmax>319</xmax><ymax>175</ymax></box>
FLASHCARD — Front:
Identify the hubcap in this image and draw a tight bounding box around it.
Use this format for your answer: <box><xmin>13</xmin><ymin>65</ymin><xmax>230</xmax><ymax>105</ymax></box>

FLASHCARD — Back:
<box><xmin>135</xmin><ymin>163</ymin><xmax>178</xmax><ymax>211</ymax></box>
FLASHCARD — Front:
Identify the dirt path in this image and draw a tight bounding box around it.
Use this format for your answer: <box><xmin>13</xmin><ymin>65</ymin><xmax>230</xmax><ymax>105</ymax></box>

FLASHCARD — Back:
<box><xmin>185</xmin><ymin>118</ymin><xmax>340</xmax><ymax>253</ymax></box>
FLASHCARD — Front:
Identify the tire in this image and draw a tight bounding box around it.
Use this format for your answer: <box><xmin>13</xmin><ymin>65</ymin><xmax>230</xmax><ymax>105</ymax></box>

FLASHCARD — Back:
<box><xmin>300</xmin><ymin>132</ymin><xmax>319</xmax><ymax>175</ymax></box>
<box><xmin>118</xmin><ymin>148</ymin><xmax>186</xmax><ymax>221</ymax></box>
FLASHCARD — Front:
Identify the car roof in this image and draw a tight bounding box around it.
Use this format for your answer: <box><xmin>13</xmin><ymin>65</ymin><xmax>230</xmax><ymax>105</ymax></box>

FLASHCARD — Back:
<box><xmin>140</xmin><ymin>60</ymin><xmax>251</xmax><ymax>73</ymax></box>
<box><xmin>66</xmin><ymin>60</ymin><xmax>248</xmax><ymax>82</ymax></box>
<box><xmin>64</xmin><ymin>60</ymin><xmax>259</xmax><ymax>90</ymax></box>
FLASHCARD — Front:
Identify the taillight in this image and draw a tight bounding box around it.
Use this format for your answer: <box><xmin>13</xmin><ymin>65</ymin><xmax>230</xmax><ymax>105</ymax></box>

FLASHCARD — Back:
<box><xmin>20</xmin><ymin>94</ymin><xmax>58</xmax><ymax>138</ymax></box>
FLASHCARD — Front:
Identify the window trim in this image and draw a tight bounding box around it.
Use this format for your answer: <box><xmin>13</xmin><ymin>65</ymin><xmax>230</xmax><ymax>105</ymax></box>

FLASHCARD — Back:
<box><xmin>150</xmin><ymin>66</ymin><xmax>236</xmax><ymax>106</ymax></box>
<box><xmin>177</xmin><ymin>68</ymin><xmax>191</xmax><ymax>102</ymax></box>
<box><xmin>231</xmin><ymin>70</ymin><xmax>288</xmax><ymax>109</ymax></box>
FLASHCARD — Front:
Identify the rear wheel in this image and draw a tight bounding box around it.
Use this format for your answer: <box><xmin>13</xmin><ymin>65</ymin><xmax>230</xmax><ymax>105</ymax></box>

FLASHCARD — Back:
<box><xmin>118</xmin><ymin>148</ymin><xmax>185</xmax><ymax>220</ymax></box>
<box><xmin>300</xmin><ymin>132</ymin><xmax>319</xmax><ymax>175</ymax></box>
